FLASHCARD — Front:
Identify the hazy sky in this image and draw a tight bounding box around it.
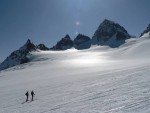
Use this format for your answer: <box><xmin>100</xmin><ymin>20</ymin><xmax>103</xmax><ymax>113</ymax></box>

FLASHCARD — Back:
<box><xmin>0</xmin><ymin>0</ymin><xmax>150</xmax><ymax>61</ymax></box>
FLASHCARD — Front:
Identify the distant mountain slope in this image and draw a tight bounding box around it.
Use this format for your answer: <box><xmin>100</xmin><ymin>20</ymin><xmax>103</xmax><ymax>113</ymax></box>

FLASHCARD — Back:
<box><xmin>74</xmin><ymin>34</ymin><xmax>91</xmax><ymax>50</ymax></box>
<box><xmin>92</xmin><ymin>19</ymin><xmax>132</xmax><ymax>47</ymax></box>
<box><xmin>0</xmin><ymin>19</ymin><xmax>144</xmax><ymax>71</ymax></box>
<box><xmin>37</xmin><ymin>44</ymin><xmax>49</xmax><ymax>50</ymax></box>
<box><xmin>50</xmin><ymin>35</ymin><xmax>73</xmax><ymax>50</ymax></box>
<box><xmin>140</xmin><ymin>24</ymin><xmax>150</xmax><ymax>37</ymax></box>
<box><xmin>0</xmin><ymin>39</ymin><xmax>36</xmax><ymax>71</ymax></box>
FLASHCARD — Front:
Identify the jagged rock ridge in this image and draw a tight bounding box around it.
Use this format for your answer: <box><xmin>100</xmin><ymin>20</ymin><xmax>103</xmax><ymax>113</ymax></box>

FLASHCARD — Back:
<box><xmin>0</xmin><ymin>19</ymin><xmax>140</xmax><ymax>71</ymax></box>
<box><xmin>37</xmin><ymin>44</ymin><xmax>49</xmax><ymax>50</ymax></box>
<box><xmin>74</xmin><ymin>34</ymin><xmax>91</xmax><ymax>50</ymax></box>
<box><xmin>0</xmin><ymin>39</ymin><xmax>36</xmax><ymax>71</ymax></box>
<box><xmin>140</xmin><ymin>24</ymin><xmax>150</xmax><ymax>37</ymax></box>
<box><xmin>92</xmin><ymin>19</ymin><xmax>131</xmax><ymax>47</ymax></box>
<box><xmin>51</xmin><ymin>35</ymin><xmax>73</xmax><ymax>50</ymax></box>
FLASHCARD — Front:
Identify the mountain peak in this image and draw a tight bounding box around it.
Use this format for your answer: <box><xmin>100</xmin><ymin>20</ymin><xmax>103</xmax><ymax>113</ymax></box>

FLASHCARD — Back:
<box><xmin>0</xmin><ymin>39</ymin><xmax>36</xmax><ymax>71</ymax></box>
<box><xmin>64</xmin><ymin>34</ymin><xmax>71</xmax><ymax>40</ymax></box>
<box><xmin>99</xmin><ymin>19</ymin><xmax>128</xmax><ymax>34</ymax></box>
<box><xmin>20</xmin><ymin>39</ymin><xmax>36</xmax><ymax>51</ymax></box>
<box><xmin>37</xmin><ymin>44</ymin><xmax>49</xmax><ymax>50</ymax></box>
<box><xmin>92</xmin><ymin>19</ymin><xmax>131</xmax><ymax>47</ymax></box>
<box><xmin>102</xmin><ymin>19</ymin><xmax>115</xmax><ymax>25</ymax></box>
<box><xmin>75</xmin><ymin>34</ymin><xmax>91</xmax><ymax>41</ymax></box>
<box><xmin>50</xmin><ymin>35</ymin><xmax>73</xmax><ymax>50</ymax></box>
<box><xmin>74</xmin><ymin>34</ymin><xmax>91</xmax><ymax>50</ymax></box>
<box><xmin>26</xmin><ymin>39</ymin><xmax>31</xmax><ymax>44</ymax></box>
<box><xmin>140</xmin><ymin>24</ymin><xmax>150</xmax><ymax>37</ymax></box>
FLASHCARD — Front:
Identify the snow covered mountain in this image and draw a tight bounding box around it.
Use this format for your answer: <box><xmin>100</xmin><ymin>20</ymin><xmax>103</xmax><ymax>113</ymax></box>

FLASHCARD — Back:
<box><xmin>2</xmin><ymin>18</ymin><xmax>150</xmax><ymax>113</ymax></box>
<box><xmin>1</xmin><ymin>36</ymin><xmax>150</xmax><ymax>113</ymax></box>
<box><xmin>37</xmin><ymin>44</ymin><xmax>49</xmax><ymax>50</ymax></box>
<box><xmin>0</xmin><ymin>19</ymin><xmax>148</xmax><ymax>71</ymax></box>
<box><xmin>51</xmin><ymin>35</ymin><xmax>73</xmax><ymax>50</ymax></box>
<box><xmin>140</xmin><ymin>24</ymin><xmax>150</xmax><ymax>37</ymax></box>
<box><xmin>74</xmin><ymin>34</ymin><xmax>91</xmax><ymax>50</ymax></box>
<box><xmin>92</xmin><ymin>19</ymin><xmax>131</xmax><ymax>47</ymax></box>
<box><xmin>0</xmin><ymin>39</ymin><xmax>36</xmax><ymax>71</ymax></box>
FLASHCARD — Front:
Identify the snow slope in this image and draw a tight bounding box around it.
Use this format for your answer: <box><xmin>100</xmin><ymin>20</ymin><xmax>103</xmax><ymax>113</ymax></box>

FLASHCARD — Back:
<box><xmin>1</xmin><ymin>36</ymin><xmax>150</xmax><ymax>113</ymax></box>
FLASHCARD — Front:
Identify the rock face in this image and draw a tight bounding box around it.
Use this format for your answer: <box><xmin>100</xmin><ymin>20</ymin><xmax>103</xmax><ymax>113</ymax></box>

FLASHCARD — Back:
<box><xmin>74</xmin><ymin>34</ymin><xmax>91</xmax><ymax>50</ymax></box>
<box><xmin>0</xmin><ymin>39</ymin><xmax>36</xmax><ymax>71</ymax></box>
<box><xmin>51</xmin><ymin>35</ymin><xmax>73</xmax><ymax>50</ymax></box>
<box><xmin>92</xmin><ymin>19</ymin><xmax>131</xmax><ymax>47</ymax></box>
<box><xmin>37</xmin><ymin>44</ymin><xmax>49</xmax><ymax>50</ymax></box>
<box><xmin>140</xmin><ymin>24</ymin><xmax>150</xmax><ymax>37</ymax></box>
<box><xmin>20</xmin><ymin>39</ymin><xmax>36</xmax><ymax>51</ymax></box>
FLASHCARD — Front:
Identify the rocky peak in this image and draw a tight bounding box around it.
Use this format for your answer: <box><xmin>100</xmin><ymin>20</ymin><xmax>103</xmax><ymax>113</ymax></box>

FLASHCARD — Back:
<box><xmin>140</xmin><ymin>24</ymin><xmax>150</xmax><ymax>37</ymax></box>
<box><xmin>20</xmin><ymin>39</ymin><xmax>36</xmax><ymax>51</ymax></box>
<box><xmin>99</xmin><ymin>19</ymin><xmax>128</xmax><ymax>33</ymax></box>
<box><xmin>74</xmin><ymin>34</ymin><xmax>91</xmax><ymax>43</ymax></box>
<box><xmin>92</xmin><ymin>19</ymin><xmax>131</xmax><ymax>47</ymax></box>
<box><xmin>0</xmin><ymin>39</ymin><xmax>36</xmax><ymax>71</ymax></box>
<box><xmin>26</xmin><ymin>39</ymin><xmax>31</xmax><ymax>44</ymax></box>
<box><xmin>63</xmin><ymin>34</ymin><xmax>71</xmax><ymax>40</ymax></box>
<box><xmin>74</xmin><ymin>34</ymin><xmax>91</xmax><ymax>50</ymax></box>
<box><xmin>51</xmin><ymin>35</ymin><xmax>73</xmax><ymax>50</ymax></box>
<box><xmin>37</xmin><ymin>44</ymin><xmax>49</xmax><ymax>50</ymax></box>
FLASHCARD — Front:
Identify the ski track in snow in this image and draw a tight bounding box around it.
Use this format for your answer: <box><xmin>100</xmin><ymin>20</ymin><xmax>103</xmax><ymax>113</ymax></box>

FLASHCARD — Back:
<box><xmin>1</xmin><ymin>37</ymin><xmax>150</xmax><ymax>113</ymax></box>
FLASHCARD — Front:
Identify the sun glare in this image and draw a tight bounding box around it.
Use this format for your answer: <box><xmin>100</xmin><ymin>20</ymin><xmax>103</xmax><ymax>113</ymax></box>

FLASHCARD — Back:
<box><xmin>67</xmin><ymin>55</ymin><xmax>106</xmax><ymax>67</ymax></box>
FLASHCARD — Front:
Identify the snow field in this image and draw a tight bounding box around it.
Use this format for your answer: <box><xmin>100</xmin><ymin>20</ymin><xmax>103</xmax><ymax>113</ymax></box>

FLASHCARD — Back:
<box><xmin>1</xmin><ymin>36</ymin><xmax>150</xmax><ymax>113</ymax></box>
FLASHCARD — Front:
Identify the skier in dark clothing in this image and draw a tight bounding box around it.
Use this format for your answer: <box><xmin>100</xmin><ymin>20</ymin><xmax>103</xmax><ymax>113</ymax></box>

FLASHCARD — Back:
<box><xmin>25</xmin><ymin>91</ymin><xmax>29</xmax><ymax>102</ymax></box>
<box><xmin>31</xmin><ymin>90</ymin><xmax>35</xmax><ymax>101</ymax></box>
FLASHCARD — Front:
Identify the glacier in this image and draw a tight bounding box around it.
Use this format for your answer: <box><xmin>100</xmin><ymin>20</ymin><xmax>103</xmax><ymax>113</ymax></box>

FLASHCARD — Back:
<box><xmin>1</xmin><ymin>35</ymin><xmax>150</xmax><ymax>113</ymax></box>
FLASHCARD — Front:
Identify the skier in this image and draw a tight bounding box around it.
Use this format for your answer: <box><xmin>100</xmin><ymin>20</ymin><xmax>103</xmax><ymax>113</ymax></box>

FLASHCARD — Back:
<box><xmin>25</xmin><ymin>91</ymin><xmax>29</xmax><ymax>102</ymax></box>
<box><xmin>31</xmin><ymin>90</ymin><xmax>35</xmax><ymax>101</ymax></box>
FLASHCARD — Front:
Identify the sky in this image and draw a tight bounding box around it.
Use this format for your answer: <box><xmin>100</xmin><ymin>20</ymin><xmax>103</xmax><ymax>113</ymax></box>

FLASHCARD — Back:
<box><xmin>0</xmin><ymin>0</ymin><xmax>150</xmax><ymax>62</ymax></box>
